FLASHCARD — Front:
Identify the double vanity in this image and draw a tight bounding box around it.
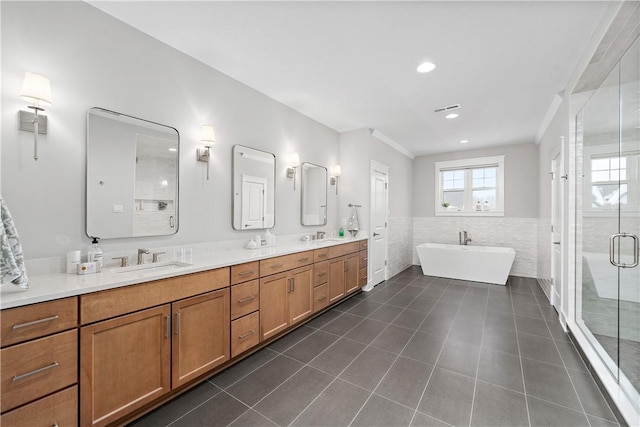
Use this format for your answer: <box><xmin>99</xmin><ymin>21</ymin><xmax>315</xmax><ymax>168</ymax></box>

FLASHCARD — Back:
<box><xmin>0</xmin><ymin>236</ymin><xmax>368</xmax><ymax>426</ymax></box>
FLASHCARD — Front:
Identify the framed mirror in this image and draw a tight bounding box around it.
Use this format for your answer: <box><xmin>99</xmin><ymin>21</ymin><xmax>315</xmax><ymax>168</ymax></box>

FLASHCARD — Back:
<box><xmin>232</xmin><ymin>145</ymin><xmax>276</xmax><ymax>230</ymax></box>
<box><xmin>86</xmin><ymin>107</ymin><xmax>179</xmax><ymax>239</ymax></box>
<box><xmin>301</xmin><ymin>162</ymin><xmax>327</xmax><ymax>226</ymax></box>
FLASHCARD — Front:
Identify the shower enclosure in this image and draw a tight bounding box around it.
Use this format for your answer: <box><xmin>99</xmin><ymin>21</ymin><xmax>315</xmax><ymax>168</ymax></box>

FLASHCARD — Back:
<box><xmin>575</xmin><ymin>35</ymin><xmax>639</xmax><ymax>414</ymax></box>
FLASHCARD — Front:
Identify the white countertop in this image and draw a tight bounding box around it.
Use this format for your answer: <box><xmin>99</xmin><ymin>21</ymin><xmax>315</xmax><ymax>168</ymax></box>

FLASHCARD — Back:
<box><xmin>0</xmin><ymin>236</ymin><xmax>367</xmax><ymax>310</ymax></box>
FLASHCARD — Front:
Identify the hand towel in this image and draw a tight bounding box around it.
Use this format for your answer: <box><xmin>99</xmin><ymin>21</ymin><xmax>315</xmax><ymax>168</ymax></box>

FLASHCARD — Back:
<box><xmin>1</xmin><ymin>196</ymin><xmax>29</xmax><ymax>289</ymax></box>
<box><xmin>347</xmin><ymin>206</ymin><xmax>360</xmax><ymax>235</ymax></box>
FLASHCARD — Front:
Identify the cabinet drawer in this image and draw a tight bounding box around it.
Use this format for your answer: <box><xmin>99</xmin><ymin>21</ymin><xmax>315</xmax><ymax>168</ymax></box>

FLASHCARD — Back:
<box><xmin>327</xmin><ymin>242</ymin><xmax>360</xmax><ymax>259</ymax></box>
<box><xmin>1</xmin><ymin>329</ymin><xmax>77</xmax><ymax>412</ymax></box>
<box><xmin>359</xmin><ymin>240</ymin><xmax>368</xmax><ymax>251</ymax></box>
<box><xmin>313</xmin><ymin>261</ymin><xmax>329</xmax><ymax>286</ymax></box>
<box><xmin>231</xmin><ymin>261</ymin><xmax>259</xmax><ymax>285</ymax></box>
<box><xmin>359</xmin><ymin>267</ymin><xmax>368</xmax><ymax>287</ymax></box>
<box><xmin>1</xmin><ymin>385</ymin><xmax>77</xmax><ymax>427</ymax></box>
<box><xmin>313</xmin><ymin>283</ymin><xmax>329</xmax><ymax>313</ymax></box>
<box><xmin>1</xmin><ymin>297</ymin><xmax>78</xmax><ymax>347</ymax></box>
<box><xmin>260</xmin><ymin>251</ymin><xmax>313</xmax><ymax>276</ymax></box>
<box><xmin>359</xmin><ymin>250</ymin><xmax>368</xmax><ymax>268</ymax></box>
<box><xmin>231</xmin><ymin>312</ymin><xmax>260</xmax><ymax>358</ymax></box>
<box><xmin>314</xmin><ymin>248</ymin><xmax>329</xmax><ymax>262</ymax></box>
<box><xmin>231</xmin><ymin>280</ymin><xmax>259</xmax><ymax>320</ymax></box>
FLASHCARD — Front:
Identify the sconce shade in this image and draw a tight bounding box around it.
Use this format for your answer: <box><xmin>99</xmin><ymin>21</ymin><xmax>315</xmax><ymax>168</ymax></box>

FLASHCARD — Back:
<box><xmin>289</xmin><ymin>152</ymin><xmax>300</xmax><ymax>167</ymax></box>
<box><xmin>201</xmin><ymin>124</ymin><xmax>216</xmax><ymax>143</ymax></box>
<box><xmin>20</xmin><ymin>72</ymin><xmax>52</xmax><ymax>107</ymax></box>
<box><xmin>332</xmin><ymin>165</ymin><xmax>342</xmax><ymax>177</ymax></box>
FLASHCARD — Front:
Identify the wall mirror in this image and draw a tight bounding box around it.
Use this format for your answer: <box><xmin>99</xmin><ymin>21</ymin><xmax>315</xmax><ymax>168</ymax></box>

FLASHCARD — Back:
<box><xmin>301</xmin><ymin>162</ymin><xmax>327</xmax><ymax>226</ymax></box>
<box><xmin>232</xmin><ymin>145</ymin><xmax>276</xmax><ymax>230</ymax></box>
<box><xmin>86</xmin><ymin>107</ymin><xmax>179</xmax><ymax>239</ymax></box>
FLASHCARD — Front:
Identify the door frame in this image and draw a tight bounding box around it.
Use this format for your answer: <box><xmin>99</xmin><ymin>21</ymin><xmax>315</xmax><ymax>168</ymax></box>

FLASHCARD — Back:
<box><xmin>550</xmin><ymin>139</ymin><xmax>565</xmax><ymax>312</ymax></box>
<box><xmin>365</xmin><ymin>160</ymin><xmax>389</xmax><ymax>291</ymax></box>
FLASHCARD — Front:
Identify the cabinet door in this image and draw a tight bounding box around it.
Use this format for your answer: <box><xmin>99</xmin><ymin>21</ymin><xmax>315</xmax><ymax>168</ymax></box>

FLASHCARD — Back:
<box><xmin>328</xmin><ymin>257</ymin><xmax>346</xmax><ymax>303</ymax></box>
<box><xmin>260</xmin><ymin>272</ymin><xmax>289</xmax><ymax>340</ymax></box>
<box><xmin>345</xmin><ymin>253</ymin><xmax>360</xmax><ymax>295</ymax></box>
<box><xmin>289</xmin><ymin>265</ymin><xmax>313</xmax><ymax>324</ymax></box>
<box><xmin>172</xmin><ymin>289</ymin><xmax>230</xmax><ymax>388</ymax></box>
<box><xmin>81</xmin><ymin>305</ymin><xmax>170</xmax><ymax>427</ymax></box>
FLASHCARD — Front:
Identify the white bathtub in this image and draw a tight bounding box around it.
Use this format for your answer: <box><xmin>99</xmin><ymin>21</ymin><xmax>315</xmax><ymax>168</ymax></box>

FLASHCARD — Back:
<box><xmin>416</xmin><ymin>243</ymin><xmax>516</xmax><ymax>285</ymax></box>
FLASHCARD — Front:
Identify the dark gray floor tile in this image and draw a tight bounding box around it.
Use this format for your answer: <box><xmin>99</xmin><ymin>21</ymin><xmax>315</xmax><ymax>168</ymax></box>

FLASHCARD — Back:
<box><xmin>406</xmin><ymin>297</ymin><xmax>437</xmax><ymax>313</ymax></box>
<box><xmin>527</xmin><ymin>396</ymin><xmax>590</xmax><ymax>427</ymax></box>
<box><xmin>226</xmin><ymin>355</ymin><xmax>304</xmax><ymax>406</ymax></box>
<box><xmin>370</xmin><ymin>324</ymin><xmax>415</xmax><ymax>354</ymax></box>
<box><xmin>334</xmin><ymin>295</ymin><xmax>366</xmax><ymax>311</ymax></box>
<box><xmin>429</xmin><ymin>301</ymin><xmax>460</xmax><ymax>318</ymax></box>
<box><xmin>522</xmin><ymin>357</ymin><xmax>582</xmax><ymax>412</ymax></box>
<box><xmin>436</xmin><ymin>338</ymin><xmax>481</xmax><ymax>377</ymax></box>
<box><xmin>367</xmin><ymin>290</ymin><xmax>398</xmax><ymax>304</ymax></box>
<box><xmin>268</xmin><ymin>325</ymin><xmax>315</xmax><ymax>352</ymax></box>
<box><xmin>368</xmin><ymin>304</ymin><xmax>404</xmax><ymax>322</ymax></box>
<box><xmin>351</xmin><ymin>394</ymin><xmax>415</xmax><ymax>426</ymax></box>
<box><xmin>515</xmin><ymin>302</ymin><xmax>544</xmax><ymax>318</ymax></box>
<box><xmin>471</xmin><ymin>381</ymin><xmax>528</xmax><ymax>427</ymax></box>
<box><xmin>418</xmin><ymin>313</ymin><xmax>454</xmax><ymax>336</ymax></box>
<box><xmin>309</xmin><ymin>337</ymin><xmax>366</xmax><ymax>376</ymax></box>
<box><xmin>555</xmin><ymin>339</ymin><xmax>588</xmax><ymax>372</ymax></box>
<box><xmin>587</xmin><ymin>415</ymin><xmax>620</xmax><ymax>427</ymax></box>
<box><xmin>387</xmin><ymin>293</ymin><xmax>417</xmax><ymax>308</ymax></box>
<box><xmin>211</xmin><ymin>348</ymin><xmax>278</xmax><ymax>389</ymax></box>
<box><xmin>515</xmin><ymin>315</ymin><xmax>552</xmax><ymax>338</ymax></box>
<box><xmin>254</xmin><ymin>366</ymin><xmax>334</xmax><ymax>426</ymax></box>
<box><xmin>484</xmin><ymin>310</ymin><xmax>516</xmax><ymax>332</ymax></box>
<box><xmin>539</xmin><ymin>305</ymin><xmax>560</xmax><ymax>322</ymax></box>
<box><xmin>568</xmin><ymin>368</ymin><xmax>617</xmax><ymax>421</ymax></box>
<box><xmin>482</xmin><ymin>326</ymin><xmax>520</xmax><ymax>355</ymax></box>
<box><xmin>284</xmin><ymin>330</ymin><xmax>340</xmax><ymax>363</ymax></box>
<box><xmin>321</xmin><ymin>313</ymin><xmax>364</xmax><ymax>336</ymax></box>
<box><xmin>518</xmin><ymin>332</ymin><xmax>564</xmax><ymax>366</ymax></box>
<box><xmin>477</xmin><ymin>346</ymin><xmax>524</xmax><ymax>392</ymax></box>
<box><xmin>171</xmin><ymin>392</ymin><xmax>249</xmax><ymax>427</ymax></box>
<box><xmin>448</xmin><ymin>318</ymin><xmax>484</xmax><ymax>345</ymax></box>
<box><xmin>131</xmin><ymin>381</ymin><xmax>221</xmax><ymax>427</ymax></box>
<box><xmin>402</xmin><ymin>285</ymin><xmax>427</xmax><ymax>298</ymax></box>
<box><xmin>339</xmin><ymin>346</ymin><xmax>397</xmax><ymax>390</ymax></box>
<box><xmin>455</xmin><ymin>306</ymin><xmax>486</xmax><ymax>323</ymax></box>
<box><xmin>291</xmin><ymin>379</ymin><xmax>370</xmax><ymax>427</ymax></box>
<box><xmin>410</xmin><ymin>411</ymin><xmax>450</xmax><ymax>426</ymax></box>
<box><xmin>402</xmin><ymin>331</ymin><xmax>446</xmax><ymax>365</ymax></box>
<box><xmin>547</xmin><ymin>319</ymin><xmax>571</xmax><ymax>341</ymax></box>
<box><xmin>344</xmin><ymin>318</ymin><xmax>388</xmax><ymax>344</ymax></box>
<box><xmin>229</xmin><ymin>409</ymin><xmax>278</xmax><ymax>427</ymax></box>
<box><xmin>375</xmin><ymin>356</ymin><xmax>432</xmax><ymax>409</ymax></box>
<box><xmin>419</xmin><ymin>367</ymin><xmax>475</xmax><ymax>426</ymax></box>
<box><xmin>487</xmin><ymin>299</ymin><xmax>515</xmax><ymax>314</ymax></box>
<box><xmin>347</xmin><ymin>300</ymin><xmax>383</xmax><ymax>317</ymax></box>
<box><xmin>392</xmin><ymin>308</ymin><xmax>428</xmax><ymax>330</ymax></box>
<box><xmin>419</xmin><ymin>287</ymin><xmax>445</xmax><ymax>300</ymax></box>
<box><xmin>511</xmin><ymin>292</ymin><xmax>541</xmax><ymax>306</ymax></box>
<box><xmin>509</xmin><ymin>281</ymin><xmax>535</xmax><ymax>296</ymax></box>
<box><xmin>305</xmin><ymin>309</ymin><xmax>342</xmax><ymax>329</ymax></box>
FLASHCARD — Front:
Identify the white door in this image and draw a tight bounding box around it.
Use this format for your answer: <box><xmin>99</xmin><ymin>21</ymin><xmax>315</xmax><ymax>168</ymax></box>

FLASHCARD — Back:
<box><xmin>369</xmin><ymin>161</ymin><xmax>389</xmax><ymax>287</ymax></box>
<box><xmin>241</xmin><ymin>175</ymin><xmax>266</xmax><ymax>229</ymax></box>
<box><xmin>550</xmin><ymin>149</ymin><xmax>563</xmax><ymax>309</ymax></box>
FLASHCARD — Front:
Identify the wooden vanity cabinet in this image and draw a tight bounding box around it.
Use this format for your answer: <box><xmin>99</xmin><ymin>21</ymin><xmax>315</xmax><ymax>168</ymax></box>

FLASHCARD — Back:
<box><xmin>230</xmin><ymin>261</ymin><xmax>261</xmax><ymax>358</ymax></box>
<box><xmin>327</xmin><ymin>244</ymin><xmax>361</xmax><ymax>303</ymax></box>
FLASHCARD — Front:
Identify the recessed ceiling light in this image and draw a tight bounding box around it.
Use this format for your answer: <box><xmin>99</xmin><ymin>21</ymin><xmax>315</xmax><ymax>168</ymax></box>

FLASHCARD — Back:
<box><xmin>460</xmin><ymin>140</ymin><xmax>469</xmax><ymax>144</ymax></box>
<box><xmin>417</xmin><ymin>62</ymin><xmax>436</xmax><ymax>73</ymax></box>
<box><xmin>445</xmin><ymin>113</ymin><xmax>459</xmax><ymax>119</ymax></box>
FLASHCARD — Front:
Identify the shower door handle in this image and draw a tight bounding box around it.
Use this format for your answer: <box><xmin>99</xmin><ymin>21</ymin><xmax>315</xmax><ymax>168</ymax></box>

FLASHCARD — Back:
<box><xmin>609</xmin><ymin>233</ymin><xmax>639</xmax><ymax>268</ymax></box>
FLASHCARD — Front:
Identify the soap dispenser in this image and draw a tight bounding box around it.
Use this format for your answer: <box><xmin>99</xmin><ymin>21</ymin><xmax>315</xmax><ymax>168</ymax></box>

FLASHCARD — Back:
<box><xmin>88</xmin><ymin>237</ymin><xmax>103</xmax><ymax>269</ymax></box>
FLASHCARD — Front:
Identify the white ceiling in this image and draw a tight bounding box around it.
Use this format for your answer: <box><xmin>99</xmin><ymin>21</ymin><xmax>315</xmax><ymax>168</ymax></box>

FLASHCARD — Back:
<box><xmin>89</xmin><ymin>1</ymin><xmax>611</xmax><ymax>156</ymax></box>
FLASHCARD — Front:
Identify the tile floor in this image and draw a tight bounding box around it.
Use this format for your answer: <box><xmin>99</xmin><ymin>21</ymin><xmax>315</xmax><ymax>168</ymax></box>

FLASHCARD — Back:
<box><xmin>131</xmin><ymin>266</ymin><xmax>621</xmax><ymax>427</ymax></box>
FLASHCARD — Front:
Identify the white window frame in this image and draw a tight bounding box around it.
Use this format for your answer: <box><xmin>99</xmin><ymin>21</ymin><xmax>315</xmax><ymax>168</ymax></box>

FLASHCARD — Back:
<box><xmin>434</xmin><ymin>155</ymin><xmax>505</xmax><ymax>217</ymax></box>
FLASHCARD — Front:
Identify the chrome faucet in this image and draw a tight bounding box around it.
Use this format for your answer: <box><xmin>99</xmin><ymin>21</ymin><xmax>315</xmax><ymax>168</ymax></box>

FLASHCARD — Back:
<box><xmin>137</xmin><ymin>248</ymin><xmax>150</xmax><ymax>265</ymax></box>
<box><xmin>459</xmin><ymin>231</ymin><xmax>472</xmax><ymax>245</ymax></box>
<box><xmin>316</xmin><ymin>231</ymin><xmax>326</xmax><ymax>240</ymax></box>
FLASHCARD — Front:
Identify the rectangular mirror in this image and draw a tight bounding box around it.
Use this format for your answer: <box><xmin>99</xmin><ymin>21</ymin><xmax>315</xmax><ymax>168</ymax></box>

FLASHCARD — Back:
<box><xmin>232</xmin><ymin>145</ymin><xmax>276</xmax><ymax>230</ymax></box>
<box><xmin>301</xmin><ymin>162</ymin><xmax>327</xmax><ymax>226</ymax></box>
<box><xmin>87</xmin><ymin>107</ymin><xmax>179</xmax><ymax>239</ymax></box>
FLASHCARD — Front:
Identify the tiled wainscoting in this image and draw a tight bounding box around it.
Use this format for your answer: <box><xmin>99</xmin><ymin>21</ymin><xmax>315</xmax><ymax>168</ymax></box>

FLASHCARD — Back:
<box><xmin>388</xmin><ymin>217</ymin><xmax>414</xmax><ymax>278</ymax></box>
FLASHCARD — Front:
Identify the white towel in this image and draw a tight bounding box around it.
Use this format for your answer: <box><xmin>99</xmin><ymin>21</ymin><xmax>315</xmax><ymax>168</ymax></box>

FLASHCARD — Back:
<box><xmin>1</xmin><ymin>196</ymin><xmax>29</xmax><ymax>289</ymax></box>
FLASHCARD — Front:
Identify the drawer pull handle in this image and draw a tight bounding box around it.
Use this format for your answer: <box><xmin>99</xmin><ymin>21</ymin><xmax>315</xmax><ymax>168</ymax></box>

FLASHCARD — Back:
<box><xmin>362</xmin><ymin>258</ymin><xmax>368</xmax><ymax>262</ymax></box>
<box><xmin>270</xmin><ymin>263</ymin><xmax>283</xmax><ymax>269</ymax></box>
<box><xmin>239</xmin><ymin>270</ymin><xmax>254</xmax><ymax>276</ymax></box>
<box><xmin>298</xmin><ymin>257</ymin><xmax>309</xmax><ymax>262</ymax></box>
<box><xmin>317</xmin><ymin>296</ymin><xmax>327</xmax><ymax>301</ymax></box>
<box><xmin>318</xmin><ymin>253</ymin><xmax>327</xmax><ymax>258</ymax></box>
<box><xmin>318</xmin><ymin>272</ymin><xmax>327</xmax><ymax>276</ymax></box>
<box><xmin>238</xmin><ymin>330</ymin><xmax>255</xmax><ymax>340</ymax></box>
<box><xmin>12</xmin><ymin>315</ymin><xmax>59</xmax><ymax>330</ymax></box>
<box><xmin>238</xmin><ymin>295</ymin><xmax>256</xmax><ymax>303</ymax></box>
<box><xmin>175</xmin><ymin>312</ymin><xmax>181</xmax><ymax>335</ymax></box>
<box><xmin>12</xmin><ymin>362</ymin><xmax>59</xmax><ymax>382</ymax></box>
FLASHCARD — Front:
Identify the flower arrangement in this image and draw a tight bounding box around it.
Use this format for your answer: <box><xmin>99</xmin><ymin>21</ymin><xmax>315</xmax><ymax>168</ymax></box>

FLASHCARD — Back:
<box><xmin>441</xmin><ymin>201</ymin><xmax>450</xmax><ymax>208</ymax></box>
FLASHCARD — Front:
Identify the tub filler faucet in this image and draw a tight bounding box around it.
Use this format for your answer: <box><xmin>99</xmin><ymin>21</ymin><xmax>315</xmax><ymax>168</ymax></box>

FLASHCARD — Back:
<box><xmin>459</xmin><ymin>231</ymin><xmax>472</xmax><ymax>246</ymax></box>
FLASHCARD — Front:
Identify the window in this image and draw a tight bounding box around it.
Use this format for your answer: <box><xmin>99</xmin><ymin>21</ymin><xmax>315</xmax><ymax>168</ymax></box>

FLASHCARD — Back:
<box><xmin>590</xmin><ymin>156</ymin><xmax>628</xmax><ymax>208</ymax></box>
<box><xmin>435</xmin><ymin>155</ymin><xmax>505</xmax><ymax>216</ymax></box>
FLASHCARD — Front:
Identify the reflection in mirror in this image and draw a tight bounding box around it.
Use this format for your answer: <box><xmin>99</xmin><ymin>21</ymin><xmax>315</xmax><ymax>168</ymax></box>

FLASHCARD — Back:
<box><xmin>301</xmin><ymin>162</ymin><xmax>327</xmax><ymax>226</ymax></box>
<box><xmin>86</xmin><ymin>108</ymin><xmax>179</xmax><ymax>239</ymax></box>
<box><xmin>232</xmin><ymin>145</ymin><xmax>276</xmax><ymax>230</ymax></box>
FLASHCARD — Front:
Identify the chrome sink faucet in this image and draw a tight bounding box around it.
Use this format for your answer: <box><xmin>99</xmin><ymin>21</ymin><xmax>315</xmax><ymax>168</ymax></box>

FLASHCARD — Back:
<box><xmin>459</xmin><ymin>231</ymin><xmax>472</xmax><ymax>245</ymax></box>
<box><xmin>317</xmin><ymin>231</ymin><xmax>326</xmax><ymax>240</ymax></box>
<box><xmin>137</xmin><ymin>248</ymin><xmax>150</xmax><ymax>265</ymax></box>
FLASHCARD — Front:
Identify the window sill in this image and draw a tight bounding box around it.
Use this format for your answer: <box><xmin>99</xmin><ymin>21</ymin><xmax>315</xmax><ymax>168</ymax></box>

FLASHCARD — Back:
<box><xmin>435</xmin><ymin>210</ymin><xmax>505</xmax><ymax>217</ymax></box>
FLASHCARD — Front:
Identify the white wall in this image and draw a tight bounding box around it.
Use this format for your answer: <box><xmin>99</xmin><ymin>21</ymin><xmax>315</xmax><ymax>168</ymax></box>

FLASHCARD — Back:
<box><xmin>1</xmin><ymin>2</ymin><xmax>341</xmax><ymax>261</ymax></box>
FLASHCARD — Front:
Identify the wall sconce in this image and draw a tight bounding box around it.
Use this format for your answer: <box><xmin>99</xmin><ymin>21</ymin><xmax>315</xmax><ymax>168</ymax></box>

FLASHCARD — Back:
<box><xmin>197</xmin><ymin>124</ymin><xmax>215</xmax><ymax>180</ymax></box>
<box><xmin>330</xmin><ymin>165</ymin><xmax>341</xmax><ymax>195</ymax></box>
<box><xmin>286</xmin><ymin>152</ymin><xmax>300</xmax><ymax>190</ymax></box>
<box><xmin>19</xmin><ymin>72</ymin><xmax>52</xmax><ymax>161</ymax></box>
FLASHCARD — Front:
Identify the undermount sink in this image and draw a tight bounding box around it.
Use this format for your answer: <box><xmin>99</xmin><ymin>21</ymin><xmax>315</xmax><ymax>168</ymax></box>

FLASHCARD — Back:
<box><xmin>318</xmin><ymin>238</ymin><xmax>343</xmax><ymax>243</ymax></box>
<box><xmin>115</xmin><ymin>261</ymin><xmax>192</xmax><ymax>274</ymax></box>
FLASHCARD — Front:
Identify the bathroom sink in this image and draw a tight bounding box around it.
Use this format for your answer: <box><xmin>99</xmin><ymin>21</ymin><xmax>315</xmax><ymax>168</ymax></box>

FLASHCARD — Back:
<box><xmin>116</xmin><ymin>261</ymin><xmax>192</xmax><ymax>275</ymax></box>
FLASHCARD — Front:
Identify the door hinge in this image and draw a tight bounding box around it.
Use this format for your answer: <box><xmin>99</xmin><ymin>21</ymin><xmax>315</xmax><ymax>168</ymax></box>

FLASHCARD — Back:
<box><xmin>385</xmin><ymin>260</ymin><xmax>388</xmax><ymax>266</ymax></box>
<box><xmin>385</xmin><ymin>221</ymin><xmax>387</xmax><ymax>228</ymax></box>
<box><xmin>551</xmin><ymin>225</ymin><xmax>554</xmax><ymax>233</ymax></box>
<box><xmin>385</xmin><ymin>183</ymin><xmax>388</xmax><ymax>190</ymax></box>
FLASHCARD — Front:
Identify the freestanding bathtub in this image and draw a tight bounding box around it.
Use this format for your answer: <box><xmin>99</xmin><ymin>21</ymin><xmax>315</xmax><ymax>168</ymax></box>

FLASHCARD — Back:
<box><xmin>416</xmin><ymin>243</ymin><xmax>516</xmax><ymax>285</ymax></box>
